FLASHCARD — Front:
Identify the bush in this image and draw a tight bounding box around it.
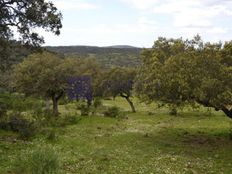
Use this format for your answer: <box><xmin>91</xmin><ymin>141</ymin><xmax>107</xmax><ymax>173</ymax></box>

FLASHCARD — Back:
<box><xmin>13</xmin><ymin>146</ymin><xmax>60</xmax><ymax>174</ymax></box>
<box><xmin>93</xmin><ymin>97</ymin><xmax>102</xmax><ymax>108</ymax></box>
<box><xmin>9</xmin><ymin>115</ymin><xmax>37</xmax><ymax>140</ymax></box>
<box><xmin>78</xmin><ymin>103</ymin><xmax>90</xmax><ymax>116</ymax></box>
<box><xmin>103</xmin><ymin>106</ymin><xmax>120</xmax><ymax>118</ymax></box>
<box><xmin>0</xmin><ymin>93</ymin><xmax>11</xmax><ymax>118</ymax></box>
<box><xmin>75</xmin><ymin>101</ymin><xmax>90</xmax><ymax>116</ymax></box>
<box><xmin>46</xmin><ymin>114</ymin><xmax>81</xmax><ymax>128</ymax></box>
<box><xmin>58</xmin><ymin>96</ymin><xmax>71</xmax><ymax>105</ymax></box>
<box><xmin>63</xmin><ymin>114</ymin><xmax>81</xmax><ymax>125</ymax></box>
<box><xmin>169</xmin><ymin>107</ymin><xmax>178</xmax><ymax>116</ymax></box>
<box><xmin>0</xmin><ymin>114</ymin><xmax>37</xmax><ymax>140</ymax></box>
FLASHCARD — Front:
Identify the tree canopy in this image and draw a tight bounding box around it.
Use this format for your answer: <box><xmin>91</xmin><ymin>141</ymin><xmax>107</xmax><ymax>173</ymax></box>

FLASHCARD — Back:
<box><xmin>0</xmin><ymin>0</ymin><xmax>62</xmax><ymax>46</ymax></box>
<box><xmin>0</xmin><ymin>0</ymin><xmax>62</xmax><ymax>72</ymax></box>
<box><xmin>135</xmin><ymin>36</ymin><xmax>232</xmax><ymax>118</ymax></box>
<box><xmin>12</xmin><ymin>52</ymin><xmax>73</xmax><ymax>116</ymax></box>
<box><xmin>98</xmin><ymin>67</ymin><xmax>136</xmax><ymax>112</ymax></box>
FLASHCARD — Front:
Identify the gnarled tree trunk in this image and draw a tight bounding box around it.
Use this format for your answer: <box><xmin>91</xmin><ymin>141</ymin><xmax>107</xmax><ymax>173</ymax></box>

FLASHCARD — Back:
<box><xmin>51</xmin><ymin>91</ymin><xmax>64</xmax><ymax>116</ymax></box>
<box><xmin>120</xmin><ymin>93</ymin><xmax>136</xmax><ymax>113</ymax></box>
<box><xmin>221</xmin><ymin>106</ymin><xmax>232</xmax><ymax>119</ymax></box>
<box><xmin>125</xmin><ymin>97</ymin><xmax>136</xmax><ymax>113</ymax></box>
<box><xmin>196</xmin><ymin>99</ymin><xmax>232</xmax><ymax>119</ymax></box>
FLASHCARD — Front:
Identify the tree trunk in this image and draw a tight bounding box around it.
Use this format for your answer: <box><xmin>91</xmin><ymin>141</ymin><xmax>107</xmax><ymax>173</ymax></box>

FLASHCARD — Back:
<box><xmin>50</xmin><ymin>91</ymin><xmax>64</xmax><ymax>116</ymax></box>
<box><xmin>86</xmin><ymin>98</ymin><xmax>92</xmax><ymax>108</ymax></box>
<box><xmin>52</xmin><ymin>95</ymin><xmax>59</xmax><ymax>116</ymax></box>
<box><xmin>125</xmin><ymin>97</ymin><xmax>136</xmax><ymax>113</ymax></box>
<box><xmin>196</xmin><ymin>99</ymin><xmax>232</xmax><ymax>119</ymax></box>
<box><xmin>120</xmin><ymin>93</ymin><xmax>136</xmax><ymax>113</ymax></box>
<box><xmin>221</xmin><ymin>106</ymin><xmax>232</xmax><ymax>119</ymax></box>
<box><xmin>45</xmin><ymin>97</ymin><xmax>50</xmax><ymax>111</ymax></box>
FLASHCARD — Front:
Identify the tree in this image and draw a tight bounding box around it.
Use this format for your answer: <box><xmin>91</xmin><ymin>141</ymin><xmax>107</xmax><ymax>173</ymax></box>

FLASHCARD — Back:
<box><xmin>12</xmin><ymin>52</ymin><xmax>74</xmax><ymax>116</ymax></box>
<box><xmin>63</xmin><ymin>57</ymin><xmax>102</xmax><ymax>104</ymax></box>
<box><xmin>0</xmin><ymin>0</ymin><xmax>62</xmax><ymax>46</ymax></box>
<box><xmin>99</xmin><ymin>67</ymin><xmax>136</xmax><ymax>112</ymax></box>
<box><xmin>0</xmin><ymin>0</ymin><xmax>62</xmax><ymax>72</ymax></box>
<box><xmin>135</xmin><ymin>36</ymin><xmax>232</xmax><ymax>118</ymax></box>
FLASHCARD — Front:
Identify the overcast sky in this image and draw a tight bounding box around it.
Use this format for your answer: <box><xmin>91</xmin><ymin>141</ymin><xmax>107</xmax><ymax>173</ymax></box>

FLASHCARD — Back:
<box><xmin>41</xmin><ymin>0</ymin><xmax>232</xmax><ymax>47</ymax></box>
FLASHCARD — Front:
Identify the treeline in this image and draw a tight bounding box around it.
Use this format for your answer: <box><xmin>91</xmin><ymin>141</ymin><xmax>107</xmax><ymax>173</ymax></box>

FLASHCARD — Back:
<box><xmin>1</xmin><ymin>36</ymin><xmax>231</xmax><ymax>119</ymax></box>
<box><xmin>46</xmin><ymin>45</ymin><xmax>141</xmax><ymax>67</ymax></box>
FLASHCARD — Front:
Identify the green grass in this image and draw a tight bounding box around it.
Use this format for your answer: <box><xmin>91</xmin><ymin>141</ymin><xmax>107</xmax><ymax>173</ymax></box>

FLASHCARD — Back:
<box><xmin>0</xmin><ymin>98</ymin><xmax>232</xmax><ymax>174</ymax></box>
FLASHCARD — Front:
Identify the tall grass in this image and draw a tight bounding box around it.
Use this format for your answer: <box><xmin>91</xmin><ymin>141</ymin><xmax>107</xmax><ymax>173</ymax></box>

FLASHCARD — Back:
<box><xmin>13</xmin><ymin>146</ymin><xmax>61</xmax><ymax>174</ymax></box>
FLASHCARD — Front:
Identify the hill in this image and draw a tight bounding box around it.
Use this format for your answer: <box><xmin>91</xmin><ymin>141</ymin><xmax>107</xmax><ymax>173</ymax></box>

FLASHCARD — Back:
<box><xmin>45</xmin><ymin>45</ymin><xmax>141</xmax><ymax>67</ymax></box>
<box><xmin>106</xmin><ymin>45</ymin><xmax>139</xmax><ymax>49</ymax></box>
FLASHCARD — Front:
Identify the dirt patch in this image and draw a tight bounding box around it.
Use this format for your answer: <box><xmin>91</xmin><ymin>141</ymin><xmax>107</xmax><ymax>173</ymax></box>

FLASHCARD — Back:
<box><xmin>182</xmin><ymin>133</ymin><xmax>231</xmax><ymax>149</ymax></box>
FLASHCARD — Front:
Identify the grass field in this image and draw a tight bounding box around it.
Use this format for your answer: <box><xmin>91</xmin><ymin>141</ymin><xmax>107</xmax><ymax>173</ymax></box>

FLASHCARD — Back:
<box><xmin>0</xmin><ymin>98</ymin><xmax>232</xmax><ymax>174</ymax></box>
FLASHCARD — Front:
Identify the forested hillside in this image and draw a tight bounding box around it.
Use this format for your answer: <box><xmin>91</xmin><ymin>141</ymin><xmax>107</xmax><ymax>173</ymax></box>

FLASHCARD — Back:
<box><xmin>46</xmin><ymin>45</ymin><xmax>141</xmax><ymax>67</ymax></box>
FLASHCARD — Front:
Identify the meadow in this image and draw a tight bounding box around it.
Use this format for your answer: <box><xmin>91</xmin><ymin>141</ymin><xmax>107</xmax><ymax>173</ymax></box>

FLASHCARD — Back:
<box><xmin>0</xmin><ymin>97</ymin><xmax>231</xmax><ymax>174</ymax></box>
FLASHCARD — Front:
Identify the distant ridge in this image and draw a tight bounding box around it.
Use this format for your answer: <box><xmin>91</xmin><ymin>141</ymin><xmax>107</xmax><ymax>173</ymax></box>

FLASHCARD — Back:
<box><xmin>104</xmin><ymin>45</ymin><xmax>139</xmax><ymax>49</ymax></box>
<box><xmin>45</xmin><ymin>45</ymin><xmax>141</xmax><ymax>67</ymax></box>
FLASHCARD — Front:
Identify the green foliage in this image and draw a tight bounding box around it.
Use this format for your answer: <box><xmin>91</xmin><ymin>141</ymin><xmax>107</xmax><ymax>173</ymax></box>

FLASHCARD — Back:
<box><xmin>44</xmin><ymin>128</ymin><xmax>58</xmax><ymax>142</ymax></box>
<box><xmin>103</xmin><ymin>106</ymin><xmax>121</xmax><ymax>118</ymax></box>
<box><xmin>46</xmin><ymin>46</ymin><xmax>141</xmax><ymax>68</ymax></box>
<box><xmin>12</xmin><ymin>52</ymin><xmax>64</xmax><ymax>97</ymax></box>
<box><xmin>13</xmin><ymin>146</ymin><xmax>60</xmax><ymax>174</ymax></box>
<box><xmin>80</xmin><ymin>104</ymin><xmax>90</xmax><ymax>116</ymax></box>
<box><xmin>135</xmin><ymin>36</ymin><xmax>232</xmax><ymax>118</ymax></box>
<box><xmin>0</xmin><ymin>98</ymin><xmax>232</xmax><ymax>174</ymax></box>
<box><xmin>97</xmin><ymin>67</ymin><xmax>136</xmax><ymax>112</ymax></box>
<box><xmin>0</xmin><ymin>41</ymin><xmax>32</xmax><ymax>73</ymax></box>
<box><xmin>169</xmin><ymin>107</ymin><xmax>178</xmax><ymax>116</ymax></box>
<box><xmin>93</xmin><ymin>97</ymin><xmax>102</xmax><ymax>109</ymax></box>
<box><xmin>3</xmin><ymin>115</ymin><xmax>37</xmax><ymax>140</ymax></box>
<box><xmin>0</xmin><ymin>0</ymin><xmax>62</xmax><ymax>72</ymax></box>
<box><xmin>12</xmin><ymin>52</ymin><xmax>77</xmax><ymax>116</ymax></box>
<box><xmin>63</xmin><ymin>114</ymin><xmax>81</xmax><ymax>125</ymax></box>
<box><xmin>0</xmin><ymin>0</ymin><xmax>62</xmax><ymax>46</ymax></box>
<box><xmin>0</xmin><ymin>93</ymin><xmax>10</xmax><ymax>118</ymax></box>
<box><xmin>45</xmin><ymin>113</ymin><xmax>81</xmax><ymax>128</ymax></box>
<box><xmin>0</xmin><ymin>93</ymin><xmax>44</xmax><ymax>115</ymax></box>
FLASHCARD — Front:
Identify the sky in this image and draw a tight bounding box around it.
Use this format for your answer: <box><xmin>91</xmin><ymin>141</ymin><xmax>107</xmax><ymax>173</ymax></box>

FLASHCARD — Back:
<box><xmin>41</xmin><ymin>0</ymin><xmax>232</xmax><ymax>47</ymax></box>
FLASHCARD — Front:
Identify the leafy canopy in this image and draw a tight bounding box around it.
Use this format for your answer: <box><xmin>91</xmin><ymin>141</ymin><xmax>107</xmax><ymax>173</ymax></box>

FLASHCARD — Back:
<box><xmin>135</xmin><ymin>36</ymin><xmax>232</xmax><ymax>118</ymax></box>
<box><xmin>0</xmin><ymin>0</ymin><xmax>62</xmax><ymax>46</ymax></box>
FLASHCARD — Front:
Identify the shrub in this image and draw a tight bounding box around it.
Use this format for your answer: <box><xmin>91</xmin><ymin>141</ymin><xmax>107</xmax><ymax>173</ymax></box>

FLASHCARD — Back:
<box><xmin>0</xmin><ymin>93</ymin><xmax>11</xmax><ymax>118</ymax></box>
<box><xmin>46</xmin><ymin>114</ymin><xmax>81</xmax><ymax>128</ymax></box>
<box><xmin>63</xmin><ymin>114</ymin><xmax>81</xmax><ymax>125</ymax></box>
<box><xmin>8</xmin><ymin>115</ymin><xmax>37</xmax><ymax>140</ymax></box>
<box><xmin>169</xmin><ymin>107</ymin><xmax>178</xmax><ymax>116</ymax></box>
<box><xmin>58</xmin><ymin>96</ymin><xmax>70</xmax><ymax>105</ymax></box>
<box><xmin>0</xmin><ymin>101</ymin><xmax>8</xmax><ymax>118</ymax></box>
<box><xmin>13</xmin><ymin>146</ymin><xmax>60</xmax><ymax>174</ymax></box>
<box><xmin>80</xmin><ymin>104</ymin><xmax>90</xmax><ymax>116</ymax></box>
<box><xmin>76</xmin><ymin>101</ymin><xmax>90</xmax><ymax>116</ymax></box>
<box><xmin>117</xmin><ymin>112</ymin><xmax>127</xmax><ymax>120</ymax></box>
<box><xmin>103</xmin><ymin>106</ymin><xmax>120</xmax><ymax>118</ymax></box>
<box><xmin>93</xmin><ymin>97</ymin><xmax>102</xmax><ymax>108</ymax></box>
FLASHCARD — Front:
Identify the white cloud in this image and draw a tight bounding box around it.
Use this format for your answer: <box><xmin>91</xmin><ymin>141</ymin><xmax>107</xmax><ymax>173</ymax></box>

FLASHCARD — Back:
<box><xmin>41</xmin><ymin>16</ymin><xmax>158</xmax><ymax>47</ymax></box>
<box><xmin>40</xmin><ymin>0</ymin><xmax>232</xmax><ymax>47</ymax></box>
<box><xmin>53</xmin><ymin>0</ymin><xmax>98</xmax><ymax>10</ymax></box>
<box><xmin>121</xmin><ymin>0</ymin><xmax>232</xmax><ymax>29</ymax></box>
<box><xmin>208</xmin><ymin>27</ymin><xmax>228</xmax><ymax>34</ymax></box>
<box><xmin>120</xmin><ymin>0</ymin><xmax>158</xmax><ymax>10</ymax></box>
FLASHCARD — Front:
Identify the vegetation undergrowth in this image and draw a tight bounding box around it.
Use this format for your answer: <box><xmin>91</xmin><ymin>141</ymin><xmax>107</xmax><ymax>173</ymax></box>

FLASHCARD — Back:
<box><xmin>0</xmin><ymin>98</ymin><xmax>231</xmax><ymax>174</ymax></box>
